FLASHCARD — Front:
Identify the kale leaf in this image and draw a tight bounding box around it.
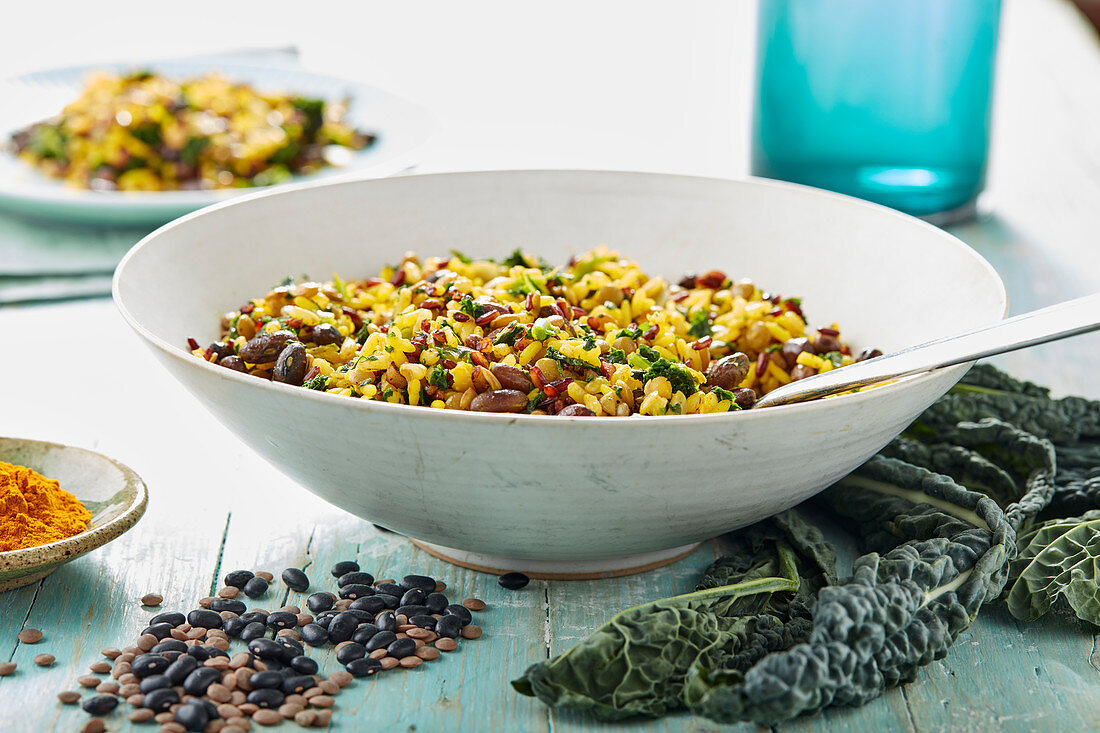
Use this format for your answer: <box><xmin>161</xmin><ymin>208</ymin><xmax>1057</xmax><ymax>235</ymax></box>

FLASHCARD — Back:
<box><xmin>1006</xmin><ymin>510</ymin><xmax>1100</xmax><ymax>625</ymax></box>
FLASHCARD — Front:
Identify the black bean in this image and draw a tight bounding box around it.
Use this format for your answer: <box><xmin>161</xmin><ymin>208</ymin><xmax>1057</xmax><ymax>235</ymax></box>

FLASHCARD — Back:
<box><xmin>281</xmin><ymin>567</ymin><xmax>310</xmax><ymax>592</ymax></box>
<box><xmin>175</xmin><ymin>701</ymin><xmax>209</xmax><ymax>732</ymax></box>
<box><xmin>250</xmin><ymin>670</ymin><xmax>285</xmax><ymax>689</ymax></box>
<box><xmin>150</xmin><ymin>639</ymin><xmax>188</xmax><ymax>655</ymax></box>
<box><xmin>396</xmin><ymin>605</ymin><xmax>429</xmax><ymax>618</ymax></box>
<box><xmin>81</xmin><ymin>694</ymin><xmax>119</xmax><ymax>716</ymax></box>
<box><xmin>210</xmin><ymin>598</ymin><xmax>247</xmax><ymax>615</ymax></box>
<box><xmin>338</xmin><ymin>571</ymin><xmax>375</xmax><ymax>588</ymax></box>
<box><xmin>444</xmin><ymin>604</ymin><xmax>473</xmax><ymax>625</ymax></box>
<box><xmin>164</xmin><ymin>655</ymin><xmax>198</xmax><ymax>685</ymax></box>
<box><xmin>240</xmin><ymin>611</ymin><xmax>269</xmax><ymax>625</ymax></box>
<box><xmin>346</xmin><ymin>656</ymin><xmax>382</xmax><ymax>678</ymax></box>
<box><xmin>375</xmin><ymin>610</ymin><xmax>397</xmax><ymax>632</ymax></box>
<box><xmin>400</xmin><ymin>588</ymin><xmax>427</xmax><ymax>606</ymax></box>
<box><xmin>282</xmin><ymin>674</ymin><xmax>316</xmax><ymax>695</ymax></box>
<box><xmin>239</xmin><ymin>621</ymin><xmax>267</xmax><ymax>642</ymax></box>
<box><xmin>209</xmin><ymin>340</ymin><xmax>235</xmax><ymax>359</ymax></box>
<box><xmin>186</xmin><ymin>609</ymin><xmax>223</xmax><ymax>629</ymax></box>
<box><xmin>144</xmin><ymin>687</ymin><xmax>180</xmax><ymax>713</ymax></box>
<box><xmin>307</xmin><ymin>592</ymin><xmax>336</xmax><ymax>613</ymax></box>
<box><xmin>330</xmin><ymin>560</ymin><xmax>359</xmax><ymax>578</ymax></box>
<box><xmin>313</xmin><ymin>611</ymin><xmax>337</xmax><ymax>629</ymax></box>
<box><xmin>425</xmin><ymin>592</ymin><xmax>449</xmax><ymax>614</ymax></box>
<box><xmin>219</xmin><ymin>355</ymin><xmax>247</xmax><ymax>372</ymax></box>
<box><xmin>387</xmin><ymin>638</ymin><xmax>416</xmax><ymax>658</ymax></box>
<box><xmin>352</xmin><ymin>624</ymin><xmax>379</xmax><ymax>645</ymax></box>
<box><xmin>373</xmin><ymin>583</ymin><xmax>403</xmax><ymax>597</ymax></box>
<box><xmin>141</xmin><ymin>622</ymin><xmax>175</xmax><ymax>640</ymax></box>
<box><xmin>339</xmin><ymin>584</ymin><xmax>374</xmax><ymax>600</ymax></box>
<box><xmin>150</xmin><ymin>611</ymin><xmax>186</xmax><ymax>627</ymax></box>
<box><xmin>409</xmin><ymin>615</ymin><xmax>437</xmax><ymax>630</ymax></box>
<box><xmin>375</xmin><ymin>593</ymin><xmax>400</xmax><ymax>610</ymax></box>
<box><xmin>436</xmin><ymin>614</ymin><xmax>464</xmax><ymax>639</ymax></box>
<box><xmin>327</xmin><ymin>612</ymin><xmax>359</xmax><ymax>644</ymax></box>
<box><xmin>706</xmin><ymin>352</ymin><xmax>751</xmax><ymax>390</ymax></box>
<box><xmin>238</xmin><ymin>330</ymin><xmax>296</xmax><ymax>363</ymax></box>
<box><xmin>308</xmin><ymin>323</ymin><xmax>343</xmax><ymax>346</ymax></box>
<box><xmin>342</xmin><ymin>609</ymin><xmax>374</xmax><ymax>623</ymax></box>
<box><xmin>290</xmin><ymin>655</ymin><xmax>318</xmax><ymax>675</ymax></box>
<box><xmin>132</xmin><ymin>653</ymin><xmax>170</xmax><ymax>678</ymax></box>
<box><xmin>204</xmin><ymin>647</ymin><xmax>229</xmax><ymax>659</ymax></box>
<box><xmin>857</xmin><ymin>347</ymin><xmax>883</xmax><ymax>362</ymax></box>
<box><xmin>186</xmin><ymin>646</ymin><xmax>212</xmax><ymax>662</ymax></box>
<box><xmin>364</xmin><ymin>630</ymin><xmax>397</xmax><ymax>652</ymax></box>
<box><xmin>498</xmin><ymin>571</ymin><xmax>530</xmax><ymax>590</ymax></box>
<box><xmin>223</xmin><ymin>569</ymin><xmax>255</xmax><ymax>588</ymax></box>
<box><xmin>248</xmin><ymin>638</ymin><xmax>292</xmax><ymax>662</ymax></box>
<box><xmin>278</xmin><ymin>637</ymin><xmax>304</xmax><ymax>657</ymax></box>
<box><xmin>336</xmin><ymin>643</ymin><xmax>366</xmax><ymax>665</ymax></box>
<box><xmin>400</xmin><ymin>574</ymin><xmax>437</xmax><ymax>593</ymax></box>
<box><xmin>248</xmin><ymin>688</ymin><xmax>286</xmax><ymax>709</ymax></box>
<box><xmin>243</xmin><ymin>577</ymin><xmax>269</xmax><ymax>598</ymax></box>
<box><xmin>267</xmin><ymin>611</ymin><xmax>298</xmax><ymax>630</ymax></box>
<box><xmin>182</xmin><ymin>666</ymin><xmax>221</xmax><ymax>696</ymax></box>
<box><xmin>223</xmin><ymin>617</ymin><xmax>248</xmax><ymax>638</ymax></box>
<box><xmin>301</xmin><ymin>624</ymin><xmax>329</xmax><ymax>646</ymax></box>
<box><xmin>139</xmin><ymin>674</ymin><xmax>171</xmax><ymax>693</ymax></box>
<box><xmin>160</xmin><ymin>651</ymin><xmax>183</xmax><ymax>662</ymax></box>
<box><xmin>349</xmin><ymin>596</ymin><xmax>386</xmax><ymax>615</ymax></box>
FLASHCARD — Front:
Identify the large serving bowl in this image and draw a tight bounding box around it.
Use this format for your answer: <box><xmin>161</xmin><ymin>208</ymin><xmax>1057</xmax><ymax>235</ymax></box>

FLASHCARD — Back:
<box><xmin>114</xmin><ymin>171</ymin><xmax>1006</xmax><ymax>574</ymax></box>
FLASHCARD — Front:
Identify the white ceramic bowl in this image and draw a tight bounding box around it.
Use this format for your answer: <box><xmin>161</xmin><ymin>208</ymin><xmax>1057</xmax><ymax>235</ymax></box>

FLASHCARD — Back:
<box><xmin>114</xmin><ymin>171</ymin><xmax>1006</xmax><ymax>575</ymax></box>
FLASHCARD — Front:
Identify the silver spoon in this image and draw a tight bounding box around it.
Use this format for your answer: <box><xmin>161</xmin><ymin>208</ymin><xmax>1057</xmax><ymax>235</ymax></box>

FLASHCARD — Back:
<box><xmin>753</xmin><ymin>292</ymin><xmax>1100</xmax><ymax>409</ymax></box>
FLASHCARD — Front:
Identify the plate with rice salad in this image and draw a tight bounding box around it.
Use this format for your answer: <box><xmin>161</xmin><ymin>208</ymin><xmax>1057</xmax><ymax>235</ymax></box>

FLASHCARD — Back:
<box><xmin>0</xmin><ymin>60</ymin><xmax>434</xmax><ymax>225</ymax></box>
<box><xmin>190</xmin><ymin>246</ymin><xmax>876</xmax><ymax>416</ymax></box>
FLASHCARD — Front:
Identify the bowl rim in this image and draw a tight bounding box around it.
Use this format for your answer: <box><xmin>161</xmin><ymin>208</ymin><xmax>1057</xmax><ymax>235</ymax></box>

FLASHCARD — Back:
<box><xmin>113</xmin><ymin>169</ymin><xmax>1008</xmax><ymax>427</ymax></box>
<box><xmin>0</xmin><ymin>436</ymin><xmax>148</xmax><ymax>569</ymax></box>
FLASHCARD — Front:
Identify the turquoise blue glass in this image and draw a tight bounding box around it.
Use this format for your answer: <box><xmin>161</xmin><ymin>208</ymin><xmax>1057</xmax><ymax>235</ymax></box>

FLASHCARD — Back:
<box><xmin>752</xmin><ymin>0</ymin><xmax>1001</xmax><ymax>219</ymax></box>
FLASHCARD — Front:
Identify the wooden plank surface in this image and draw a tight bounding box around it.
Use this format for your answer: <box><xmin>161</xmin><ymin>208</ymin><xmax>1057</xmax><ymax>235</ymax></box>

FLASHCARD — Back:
<box><xmin>4</xmin><ymin>0</ymin><xmax>1100</xmax><ymax>731</ymax></box>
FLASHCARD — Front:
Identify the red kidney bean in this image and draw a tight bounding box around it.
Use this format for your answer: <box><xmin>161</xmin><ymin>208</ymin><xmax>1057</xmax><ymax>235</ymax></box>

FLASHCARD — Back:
<box><xmin>238</xmin><ymin>330</ymin><xmax>296</xmax><ymax>363</ymax></box>
<box><xmin>490</xmin><ymin>363</ymin><xmax>532</xmax><ymax>392</ymax></box>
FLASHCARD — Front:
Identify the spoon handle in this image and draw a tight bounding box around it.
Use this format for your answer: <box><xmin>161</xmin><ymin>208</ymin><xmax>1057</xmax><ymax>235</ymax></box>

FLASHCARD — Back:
<box><xmin>753</xmin><ymin>292</ymin><xmax>1100</xmax><ymax>409</ymax></box>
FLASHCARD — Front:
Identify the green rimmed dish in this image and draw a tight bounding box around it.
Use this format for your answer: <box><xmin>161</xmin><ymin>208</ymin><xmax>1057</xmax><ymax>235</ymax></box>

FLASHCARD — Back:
<box><xmin>0</xmin><ymin>437</ymin><xmax>147</xmax><ymax>591</ymax></box>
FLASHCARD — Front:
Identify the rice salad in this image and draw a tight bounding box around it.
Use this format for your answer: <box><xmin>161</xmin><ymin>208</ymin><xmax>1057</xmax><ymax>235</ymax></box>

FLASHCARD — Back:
<box><xmin>190</xmin><ymin>248</ymin><xmax>875</xmax><ymax>416</ymax></box>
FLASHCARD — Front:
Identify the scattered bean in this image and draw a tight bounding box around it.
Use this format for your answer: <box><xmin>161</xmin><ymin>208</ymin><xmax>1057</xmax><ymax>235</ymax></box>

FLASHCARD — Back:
<box><xmin>81</xmin><ymin>695</ymin><xmax>120</xmax><ymax>716</ymax></box>
<box><xmin>435</xmin><ymin>638</ymin><xmax>458</xmax><ymax>652</ymax></box>
<box><xmin>497</xmin><ymin>571</ymin><xmax>530</xmax><ymax>590</ymax></box>
<box><xmin>33</xmin><ymin>654</ymin><xmax>55</xmax><ymax>667</ymax></box>
<box><xmin>280</xmin><ymin>567</ymin><xmax>310</xmax><ymax>592</ymax></box>
<box><xmin>0</xmin><ymin>662</ymin><xmax>16</xmax><ymax>676</ymax></box>
<box><xmin>57</xmin><ymin>690</ymin><xmax>81</xmax><ymax>704</ymax></box>
<box><xmin>18</xmin><ymin>628</ymin><xmax>43</xmax><ymax>644</ymax></box>
<box><xmin>141</xmin><ymin>593</ymin><xmax>164</xmax><ymax>607</ymax></box>
<box><xmin>462</xmin><ymin>598</ymin><xmax>487</xmax><ymax>611</ymax></box>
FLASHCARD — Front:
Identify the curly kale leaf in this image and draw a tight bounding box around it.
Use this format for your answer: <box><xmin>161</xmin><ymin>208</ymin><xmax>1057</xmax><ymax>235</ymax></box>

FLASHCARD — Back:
<box><xmin>1005</xmin><ymin>510</ymin><xmax>1100</xmax><ymax>625</ymax></box>
<box><xmin>880</xmin><ymin>436</ymin><xmax>1019</xmax><ymax>508</ymax></box>
<box><xmin>683</xmin><ymin>454</ymin><xmax>1052</xmax><ymax>725</ymax></box>
<box><xmin>511</xmin><ymin>510</ymin><xmax>835</xmax><ymax>719</ymax></box>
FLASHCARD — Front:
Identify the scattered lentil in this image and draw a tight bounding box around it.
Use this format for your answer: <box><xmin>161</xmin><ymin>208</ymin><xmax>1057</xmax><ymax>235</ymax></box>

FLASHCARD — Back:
<box><xmin>142</xmin><ymin>593</ymin><xmax>164</xmax><ymax>607</ymax></box>
<box><xmin>88</xmin><ymin>660</ymin><xmax>112</xmax><ymax>674</ymax></box>
<box><xmin>57</xmin><ymin>690</ymin><xmax>82</xmax><ymax>703</ymax></box>
<box><xmin>0</xmin><ymin>662</ymin><xmax>16</xmax><ymax>676</ymax></box>
<box><xmin>18</xmin><ymin>628</ymin><xmax>44</xmax><ymax>644</ymax></box>
<box><xmin>461</xmin><ymin>625</ymin><xmax>483</xmax><ymax>640</ymax></box>
<box><xmin>33</xmin><ymin>654</ymin><xmax>55</xmax><ymax>666</ymax></box>
<box><xmin>254</xmin><ymin>571</ymin><xmax>274</xmax><ymax>582</ymax></box>
<box><xmin>435</xmin><ymin>638</ymin><xmax>458</xmax><ymax>652</ymax></box>
<box><xmin>81</xmin><ymin>720</ymin><xmax>106</xmax><ymax>733</ymax></box>
<box><xmin>129</xmin><ymin>708</ymin><xmax>156</xmax><ymax>722</ymax></box>
<box><xmin>462</xmin><ymin>598</ymin><xmax>487</xmax><ymax>611</ymax></box>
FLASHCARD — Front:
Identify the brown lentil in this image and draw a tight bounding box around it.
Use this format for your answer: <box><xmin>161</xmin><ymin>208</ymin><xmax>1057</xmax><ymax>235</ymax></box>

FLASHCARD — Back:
<box><xmin>120</xmin><ymin>683</ymin><xmax>141</xmax><ymax>696</ymax></box>
<box><xmin>81</xmin><ymin>720</ymin><xmax>106</xmax><ymax>733</ymax></box>
<box><xmin>462</xmin><ymin>598</ymin><xmax>487</xmax><ymax>611</ymax></box>
<box><xmin>302</xmin><ymin>687</ymin><xmax>323</xmax><ymax>700</ymax></box>
<box><xmin>379</xmin><ymin>657</ymin><xmax>399</xmax><ymax>670</ymax></box>
<box><xmin>435</xmin><ymin>638</ymin><xmax>458</xmax><ymax>652</ymax></box>
<box><xmin>294</xmin><ymin>710</ymin><xmax>319</xmax><ymax>727</ymax></box>
<box><xmin>118</xmin><ymin>673</ymin><xmax>138</xmax><ymax>685</ymax></box>
<box><xmin>229</xmin><ymin>652</ymin><xmax>251</xmax><ymax>669</ymax></box>
<box><xmin>230</xmin><ymin>690</ymin><xmax>246</xmax><ymax>705</ymax></box>
<box><xmin>368</xmin><ymin>649</ymin><xmax>387</xmax><ymax>660</ymax></box>
<box><xmin>279</xmin><ymin>702</ymin><xmax>304</xmax><ymax>718</ymax></box>
<box><xmin>111</xmin><ymin>661</ymin><xmax>132</xmax><ymax>678</ymax></box>
<box><xmin>137</xmin><ymin>633</ymin><xmax>158</xmax><ymax>651</ymax></box>
<box><xmin>295</xmin><ymin>613</ymin><xmax>313</xmax><ymax>627</ymax></box>
<box><xmin>121</xmin><ymin>646</ymin><xmax>142</xmax><ymax>656</ymax></box>
<box><xmin>253</xmin><ymin>709</ymin><xmax>282</xmax><ymax>726</ymax></box>
<box><xmin>127</xmin><ymin>694</ymin><xmax>145</xmax><ymax>706</ymax></box>
<box><xmin>18</xmin><ymin>628</ymin><xmax>43</xmax><ymax>643</ymax></box>
<box><xmin>328</xmin><ymin>670</ymin><xmax>352</xmax><ymax>688</ymax></box>
<box><xmin>129</xmin><ymin>708</ymin><xmax>156</xmax><ymax>722</ymax></box>
<box><xmin>285</xmin><ymin>693</ymin><xmax>307</xmax><ymax>707</ymax></box>
<box><xmin>217</xmin><ymin>704</ymin><xmax>240</xmax><ymax>719</ymax></box>
<box><xmin>238</xmin><ymin>702</ymin><xmax>260</xmax><ymax>715</ymax></box>
<box><xmin>57</xmin><ymin>690</ymin><xmax>81</xmax><ymax>703</ymax></box>
<box><xmin>315</xmin><ymin>710</ymin><xmax>333</xmax><ymax>726</ymax></box>
<box><xmin>0</xmin><ymin>662</ymin><xmax>16</xmax><ymax>676</ymax></box>
<box><xmin>95</xmin><ymin>680</ymin><xmax>120</xmax><ymax>694</ymax></box>
<box><xmin>141</xmin><ymin>593</ymin><xmax>164</xmax><ymax>606</ymax></box>
<box><xmin>207</xmin><ymin>683</ymin><xmax>231</xmax><ymax>702</ymax></box>
<box><xmin>78</xmin><ymin>675</ymin><xmax>101</xmax><ymax>687</ymax></box>
<box><xmin>309</xmin><ymin>695</ymin><xmax>335</xmax><ymax>708</ymax></box>
<box><xmin>198</xmin><ymin>597</ymin><xmax>215</xmax><ymax>608</ymax></box>
<box><xmin>461</xmin><ymin>625</ymin><xmax>483</xmax><ymax>639</ymax></box>
<box><xmin>399</xmin><ymin>656</ymin><xmax>423</xmax><ymax>668</ymax></box>
<box><xmin>415</xmin><ymin>646</ymin><xmax>441</xmax><ymax>660</ymax></box>
<box><xmin>254</xmin><ymin>571</ymin><xmax>274</xmax><ymax>582</ymax></box>
<box><xmin>100</xmin><ymin>646</ymin><xmax>122</xmax><ymax>658</ymax></box>
<box><xmin>160</xmin><ymin>723</ymin><xmax>186</xmax><ymax>733</ymax></box>
<box><xmin>155</xmin><ymin>712</ymin><xmax>174</xmax><ymax>723</ymax></box>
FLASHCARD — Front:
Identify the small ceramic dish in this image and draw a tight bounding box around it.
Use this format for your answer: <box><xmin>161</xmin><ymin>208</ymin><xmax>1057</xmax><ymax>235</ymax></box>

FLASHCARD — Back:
<box><xmin>0</xmin><ymin>437</ymin><xmax>147</xmax><ymax>591</ymax></box>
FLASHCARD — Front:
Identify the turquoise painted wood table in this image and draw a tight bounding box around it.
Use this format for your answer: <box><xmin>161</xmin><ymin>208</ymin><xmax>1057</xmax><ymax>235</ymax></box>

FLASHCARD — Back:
<box><xmin>3</xmin><ymin>1</ymin><xmax>1100</xmax><ymax>730</ymax></box>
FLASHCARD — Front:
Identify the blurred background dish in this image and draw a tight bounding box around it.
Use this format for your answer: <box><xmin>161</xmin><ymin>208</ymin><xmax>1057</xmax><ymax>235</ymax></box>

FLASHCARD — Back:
<box><xmin>0</xmin><ymin>58</ymin><xmax>435</xmax><ymax>227</ymax></box>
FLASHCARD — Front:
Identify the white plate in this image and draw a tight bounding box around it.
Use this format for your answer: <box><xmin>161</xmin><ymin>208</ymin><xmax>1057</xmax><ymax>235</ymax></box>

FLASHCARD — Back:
<box><xmin>0</xmin><ymin>60</ymin><xmax>436</xmax><ymax>226</ymax></box>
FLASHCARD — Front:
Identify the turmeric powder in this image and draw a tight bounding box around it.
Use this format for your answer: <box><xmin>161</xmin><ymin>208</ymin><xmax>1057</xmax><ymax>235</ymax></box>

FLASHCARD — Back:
<box><xmin>0</xmin><ymin>461</ymin><xmax>91</xmax><ymax>552</ymax></box>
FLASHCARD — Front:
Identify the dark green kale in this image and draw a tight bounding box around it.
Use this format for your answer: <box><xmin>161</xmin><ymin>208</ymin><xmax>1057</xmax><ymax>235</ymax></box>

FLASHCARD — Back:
<box><xmin>493</xmin><ymin>322</ymin><xmax>526</xmax><ymax>346</ymax></box>
<box><xmin>291</xmin><ymin>97</ymin><xmax>325</xmax><ymax>136</ymax></box>
<box><xmin>302</xmin><ymin>375</ymin><xmax>328</xmax><ymax>391</ymax></box>
<box><xmin>544</xmin><ymin>346</ymin><xmax>600</xmax><ymax>372</ymax></box>
<box><xmin>1006</xmin><ymin>510</ymin><xmax>1100</xmax><ymax>625</ymax></box>
<box><xmin>180</xmin><ymin>137</ymin><xmax>209</xmax><ymax>166</ymax></box>
<box><xmin>687</xmin><ymin>311</ymin><xmax>712</xmax><ymax>338</ymax></box>
<box><xmin>513</xmin><ymin>510</ymin><xmax>835</xmax><ymax>719</ymax></box>
<box><xmin>606</xmin><ymin>348</ymin><xmax>627</xmax><ymax>364</ymax></box>
<box><xmin>636</xmin><ymin>346</ymin><xmax>698</xmax><ymax>396</ymax></box>
<box><xmin>459</xmin><ymin>294</ymin><xmax>487</xmax><ymax>319</ymax></box>
<box><xmin>427</xmin><ymin>364</ymin><xmax>451</xmax><ymax>389</ymax></box>
<box><xmin>708</xmin><ymin>386</ymin><xmax>742</xmax><ymax>410</ymax></box>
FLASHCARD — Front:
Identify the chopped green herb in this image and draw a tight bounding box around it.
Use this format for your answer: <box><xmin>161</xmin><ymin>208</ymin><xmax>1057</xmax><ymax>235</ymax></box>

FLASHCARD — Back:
<box><xmin>687</xmin><ymin>310</ymin><xmax>712</xmax><ymax>338</ymax></box>
<box><xmin>606</xmin><ymin>348</ymin><xmax>627</xmax><ymax>364</ymax></box>
<box><xmin>276</xmin><ymin>275</ymin><xmax>295</xmax><ymax>288</ymax></box>
<box><xmin>822</xmin><ymin>351</ymin><xmax>844</xmax><ymax>367</ymax></box>
<box><xmin>636</xmin><ymin>346</ymin><xmax>699</xmax><ymax>396</ymax></box>
<box><xmin>303</xmin><ymin>375</ymin><xmax>329</xmax><ymax>391</ymax></box>
<box><xmin>493</xmin><ymin>322</ymin><xmax>526</xmax><ymax>346</ymax></box>
<box><xmin>449</xmin><ymin>249</ymin><xmax>473</xmax><ymax>264</ymax></box>
<box><xmin>459</xmin><ymin>294</ymin><xmax>488</xmax><ymax>319</ymax></box>
<box><xmin>710</xmin><ymin>386</ymin><xmax>742</xmax><ymax>409</ymax></box>
<box><xmin>180</xmin><ymin>137</ymin><xmax>209</xmax><ymax>166</ymax></box>
<box><xmin>618</xmin><ymin>324</ymin><xmax>645</xmax><ymax>341</ymax></box>
<box><xmin>427</xmin><ymin>363</ymin><xmax>451</xmax><ymax>389</ymax></box>
<box><xmin>545</xmin><ymin>346</ymin><xmax>600</xmax><ymax>372</ymax></box>
<box><xmin>355</xmin><ymin>324</ymin><xmax>372</xmax><ymax>344</ymax></box>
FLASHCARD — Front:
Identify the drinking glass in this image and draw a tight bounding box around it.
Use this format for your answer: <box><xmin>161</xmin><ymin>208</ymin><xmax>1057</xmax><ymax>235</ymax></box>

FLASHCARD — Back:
<box><xmin>752</xmin><ymin>0</ymin><xmax>1001</xmax><ymax>222</ymax></box>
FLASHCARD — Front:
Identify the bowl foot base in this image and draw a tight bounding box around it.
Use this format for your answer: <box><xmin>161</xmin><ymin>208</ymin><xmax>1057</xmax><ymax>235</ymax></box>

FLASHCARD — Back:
<box><xmin>0</xmin><ymin>566</ymin><xmax>56</xmax><ymax>592</ymax></box>
<box><xmin>408</xmin><ymin>539</ymin><xmax>702</xmax><ymax>580</ymax></box>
